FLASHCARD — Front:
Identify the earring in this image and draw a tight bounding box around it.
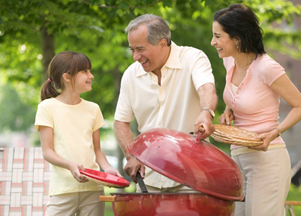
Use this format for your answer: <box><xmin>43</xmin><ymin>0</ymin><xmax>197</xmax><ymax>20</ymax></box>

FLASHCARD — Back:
<box><xmin>235</xmin><ymin>42</ymin><xmax>239</xmax><ymax>49</ymax></box>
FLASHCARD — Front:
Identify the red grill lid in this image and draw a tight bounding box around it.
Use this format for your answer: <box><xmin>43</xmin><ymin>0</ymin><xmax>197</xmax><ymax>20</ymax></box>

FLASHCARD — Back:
<box><xmin>127</xmin><ymin>128</ymin><xmax>244</xmax><ymax>201</ymax></box>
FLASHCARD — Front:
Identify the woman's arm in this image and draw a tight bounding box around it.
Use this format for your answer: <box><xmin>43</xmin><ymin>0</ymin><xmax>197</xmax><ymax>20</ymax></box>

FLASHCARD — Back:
<box><xmin>38</xmin><ymin>126</ymin><xmax>88</xmax><ymax>182</ymax></box>
<box><xmin>271</xmin><ymin>74</ymin><xmax>301</xmax><ymax>133</ymax></box>
<box><xmin>251</xmin><ymin>74</ymin><xmax>301</xmax><ymax>151</ymax></box>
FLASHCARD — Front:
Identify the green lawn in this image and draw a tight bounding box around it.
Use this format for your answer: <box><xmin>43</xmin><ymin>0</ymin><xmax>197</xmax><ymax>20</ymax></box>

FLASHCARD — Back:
<box><xmin>286</xmin><ymin>184</ymin><xmax>301</xmax><ymax>215</ymax></box>
<box><xmin>104</xmin><ymin>202</ymin><xmax>114</xmax><ymax>216</ymax></box>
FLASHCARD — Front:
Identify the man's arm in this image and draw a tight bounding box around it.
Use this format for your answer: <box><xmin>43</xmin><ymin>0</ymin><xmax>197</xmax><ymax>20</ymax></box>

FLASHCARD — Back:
<box><xmin>194</xmin><ymin>83</ymin><xmax>218</xmax><ymax>138</ymax></box>
<box><xmin>114</xmin><ymin>120</ymin><xmax>145</xmax><ymax>182</ymax></box>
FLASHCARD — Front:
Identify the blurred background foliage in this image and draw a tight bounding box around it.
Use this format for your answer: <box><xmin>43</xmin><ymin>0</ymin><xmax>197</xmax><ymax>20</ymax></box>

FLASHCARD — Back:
<box><xmin>1</xmin><ymin>0</ymin><xmax>300</xmax><ymax>151</ymax></box>
<box><xmin>0</xmin><ymin>0</ymin><xmax>300</xmax><ymax>155</ymax></box>
<box><xmin>1</xmin><ymin>0</ymin><xmax>300</xmax><ymax>131</ymax></box>
<box><xmin>0</xmin><ymin>0</ymin><xmax>300</xmax><ymax>133</ymax></box>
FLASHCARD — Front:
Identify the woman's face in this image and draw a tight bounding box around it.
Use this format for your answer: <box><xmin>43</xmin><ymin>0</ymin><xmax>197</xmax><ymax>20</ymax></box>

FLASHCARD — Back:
<box><xmin>211</xmin><ymin>21</ymin><xmax>238</xmax><ymax>58</ymax></box>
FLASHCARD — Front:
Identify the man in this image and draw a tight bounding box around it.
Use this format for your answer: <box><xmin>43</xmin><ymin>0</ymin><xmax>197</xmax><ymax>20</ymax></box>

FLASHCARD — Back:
<box><xmin>114</xmin><ymin>14</ymin><xmax>218</xmax><ymax>192</ymax></box>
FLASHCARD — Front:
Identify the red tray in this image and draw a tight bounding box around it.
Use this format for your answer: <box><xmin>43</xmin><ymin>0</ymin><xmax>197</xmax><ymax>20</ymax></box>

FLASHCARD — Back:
<box><xmin>80</xmin><ymin>168</ymin><xmax>130</xmax><ymax>188</ymax></box>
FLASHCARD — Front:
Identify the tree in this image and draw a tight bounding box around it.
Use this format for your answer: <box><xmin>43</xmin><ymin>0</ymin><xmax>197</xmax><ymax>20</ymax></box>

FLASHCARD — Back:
<box><xmin>0</xmin><ymin>0</ymin><xmax>300</xmax><ymax>165</ymax></box>
<box><xmin>1</xmin><ymin>0</ymin><xmax>300</xmax><ymax>116</ymax></box>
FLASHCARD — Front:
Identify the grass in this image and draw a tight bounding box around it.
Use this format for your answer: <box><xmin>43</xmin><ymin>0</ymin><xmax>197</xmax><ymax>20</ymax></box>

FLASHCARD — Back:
<box><xmin>286</xmin><ymin>184</ymin><xmax>301</xmax><ymax>215</ymax></box>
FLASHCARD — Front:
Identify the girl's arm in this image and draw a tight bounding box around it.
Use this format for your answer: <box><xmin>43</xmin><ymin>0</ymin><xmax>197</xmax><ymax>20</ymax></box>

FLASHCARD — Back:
<box><xmin>93</xmin><ymin>129</ymin><xmax>122</xmax><ymax>177</ymax></box>
<box><xmin>38</xmin><ymin>126</ymin><xmax>88</xmax><ymax>182</ymax></box>
<box><xmin>251</xmin><ymin>74</ymin><xmax>301</xmax><ymax>151</ymax></box>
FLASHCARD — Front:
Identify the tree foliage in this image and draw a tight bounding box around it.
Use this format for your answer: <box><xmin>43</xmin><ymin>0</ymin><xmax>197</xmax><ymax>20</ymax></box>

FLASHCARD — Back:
<box><xmin>0</xmin><ymin>0</ymin><xmax>300</xmax><ymax>132</ymax></box>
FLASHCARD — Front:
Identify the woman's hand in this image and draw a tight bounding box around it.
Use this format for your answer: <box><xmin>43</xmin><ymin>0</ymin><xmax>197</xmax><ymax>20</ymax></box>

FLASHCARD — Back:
<box><xmin>218</xmin><ymin>110</ymin><xmax>235</xmax><ymax>125</ymax></box>
<box><xmin>68</xmin><ymin>162</ymin><xmax>89</xmax><ymax>183</ymax></box>
<box><xmin>249</xmin><ymin>128</ymin><xmax>279</xmax><ymax>151</ymax></box>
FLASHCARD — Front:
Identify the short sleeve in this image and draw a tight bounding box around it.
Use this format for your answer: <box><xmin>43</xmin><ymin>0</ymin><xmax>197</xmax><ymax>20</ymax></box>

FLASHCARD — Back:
<box><xmin>261</xmin><ymin>57</ymin><xmax>285</xmax><ymax>86</ymax></box>
<box><xmin>35</xmin><ymin>102</ymin><xmax>54</xmax><ymax>131</ymax></box>
<box><xmin>93</xmin><ymin>105</ymin><xmax>105</xmax><ymax>131</ymax></box>
<box><xmin>191</xmin><ymin>50</ymin><xmax>215</xmax><ymax>90</ymax></box>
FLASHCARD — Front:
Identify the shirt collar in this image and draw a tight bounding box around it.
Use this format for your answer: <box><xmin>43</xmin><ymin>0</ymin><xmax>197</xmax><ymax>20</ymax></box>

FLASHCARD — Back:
<box><xmin>164</xmin><ymin>41</ymin><xmax>182</xmax><ymax>69</ymax></box>
<box><xmin>136</xmin><ymin>41</ymin><xmax>182</xmax><ymax>77</ymax></box>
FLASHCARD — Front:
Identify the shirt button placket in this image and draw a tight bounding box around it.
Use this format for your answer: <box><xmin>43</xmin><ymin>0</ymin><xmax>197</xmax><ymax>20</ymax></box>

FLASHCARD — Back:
<box><xmin>158</xmin><ymin>87</ymin><xmax>165</xmax><ymax>128</ymax></box>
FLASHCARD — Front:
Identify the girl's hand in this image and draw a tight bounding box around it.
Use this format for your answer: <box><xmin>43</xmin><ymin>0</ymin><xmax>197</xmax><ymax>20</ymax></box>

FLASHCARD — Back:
<box><xmin>104</xmin><ymin>166</ymin><xmax>123</xmax><ymax>178</ymax></box>
<box><xmin>248</xmin><ymin>129</ymin><xmax>279</xmax><ymax>151</ymax></box>
<box><xmin>218</xmin><ymin>110</ymin><xmax>235</xmax><ymax>125</ymax></box>
<box><xmin>68</xmin><ymin>162</ymin><xmax>89</xmax><ymax>183</ymax></box>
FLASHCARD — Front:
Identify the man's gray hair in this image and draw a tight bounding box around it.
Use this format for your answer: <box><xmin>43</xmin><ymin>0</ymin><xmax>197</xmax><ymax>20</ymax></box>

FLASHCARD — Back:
<box><xmin>125</xmin><ymin>14</ymin><xmax>171</xmax><ymax>46</ymax></box>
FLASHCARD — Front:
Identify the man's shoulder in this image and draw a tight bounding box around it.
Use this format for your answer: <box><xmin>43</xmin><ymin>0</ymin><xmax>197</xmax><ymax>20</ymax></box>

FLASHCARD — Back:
<box><xmin>179</xmin><ymin>45</ymin><xmax>202</xmax><ymax>52</ymax></box>
<box><xmin>177</xmin><ymin>45</ymin><xmax>207</xmax><ymax>59</ymax></box>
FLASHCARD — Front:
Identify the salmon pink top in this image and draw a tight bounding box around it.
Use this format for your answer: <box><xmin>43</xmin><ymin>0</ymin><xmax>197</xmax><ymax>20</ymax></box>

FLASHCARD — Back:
<box><xmin>223</xmin><ymin>54</ymin><xmax>285</xmax><ymax>150</ymax></box>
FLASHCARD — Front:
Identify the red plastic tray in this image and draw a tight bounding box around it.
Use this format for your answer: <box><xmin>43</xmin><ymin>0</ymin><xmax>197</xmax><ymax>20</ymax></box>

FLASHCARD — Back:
<box><xmin>80</xmin><ymin>168</ymin><xmax>130</xmax><ymax>188</ymax></box>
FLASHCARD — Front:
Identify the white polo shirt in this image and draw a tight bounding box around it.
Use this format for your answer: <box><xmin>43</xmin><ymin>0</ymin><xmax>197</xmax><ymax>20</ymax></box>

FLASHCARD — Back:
<box><xmin>115</xmin><ymin>42</ymin><xmax>215</xmax><ymax>188</ymax></box>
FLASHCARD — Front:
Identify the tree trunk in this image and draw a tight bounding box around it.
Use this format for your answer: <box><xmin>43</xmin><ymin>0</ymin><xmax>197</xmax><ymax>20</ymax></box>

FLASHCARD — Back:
<box><xmin>41</xmin><ymin>22</ymin><xmax>55</xmax><ymax>82</ymax></box>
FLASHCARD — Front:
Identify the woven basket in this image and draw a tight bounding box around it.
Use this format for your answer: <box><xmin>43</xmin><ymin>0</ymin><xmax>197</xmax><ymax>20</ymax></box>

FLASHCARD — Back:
<box><xmin>211</xmin><ymin>124</ymin><xmax>263</xmax><ymax>147</ymax></box>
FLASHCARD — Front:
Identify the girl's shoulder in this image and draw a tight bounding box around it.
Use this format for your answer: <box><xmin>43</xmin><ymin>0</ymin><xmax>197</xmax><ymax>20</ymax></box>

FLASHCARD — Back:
<box><xmin>81</xmin><ymin>99</ymin><xmax>97</xmax><ymax>106</ymax></box>
<box><xmin>81</xmin><ymin>99</ymin><xmax>101</xmax><ymax>110</ymax></box>
<box><xmin>38</xmin><ymin>98</ymin><xmax>56</xmax><ymax>107</ymax></box>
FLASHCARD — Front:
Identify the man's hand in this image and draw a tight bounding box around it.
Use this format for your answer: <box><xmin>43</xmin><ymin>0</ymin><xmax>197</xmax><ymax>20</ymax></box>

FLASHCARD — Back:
<box><xmin>194</xmin><ymin>111</ymin><xmax>215</xmax><ymax>139</ymax></box>
<box><xmin>124</xmin><ymin>157</ymin><xmax>145</xmax><ymax>183</ymax></box>
<box><xmin>195</xmin><ymin>83</ymin><xmax>217</xmax><ymax>139</ymax></box>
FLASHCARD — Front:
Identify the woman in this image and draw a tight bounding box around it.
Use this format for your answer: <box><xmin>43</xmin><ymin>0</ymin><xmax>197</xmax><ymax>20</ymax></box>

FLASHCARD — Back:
<box><xmin>211</xmin><ymin>3</ymin><xmax>301</xmax><ymax>216</ymax></box>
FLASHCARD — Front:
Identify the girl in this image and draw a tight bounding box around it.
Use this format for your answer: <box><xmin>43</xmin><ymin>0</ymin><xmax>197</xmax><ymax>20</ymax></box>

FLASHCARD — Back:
<box><xmin>35</xmin><ymin>51</ymin><xmax>122</xmax><ymax>216</ymax></box>
<box><xmin>211</xmin><ymin>3</ymin><xmax>301</xmax><ymax>216</ymax></box>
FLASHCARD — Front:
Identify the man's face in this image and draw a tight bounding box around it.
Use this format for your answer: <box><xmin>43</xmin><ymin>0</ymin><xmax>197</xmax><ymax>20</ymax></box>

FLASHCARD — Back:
<box><xmin>128</xmin><ymin>24</ymin><xmax>165</xmax><ymax>73</ymax></box>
